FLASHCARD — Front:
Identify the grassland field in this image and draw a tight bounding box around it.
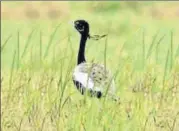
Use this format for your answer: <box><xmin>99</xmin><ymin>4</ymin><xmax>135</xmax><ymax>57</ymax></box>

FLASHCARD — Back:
<box><xmin>1</xmin><ymin>1</ymin><xmax>179</xmax><ymax>131</ymax></box>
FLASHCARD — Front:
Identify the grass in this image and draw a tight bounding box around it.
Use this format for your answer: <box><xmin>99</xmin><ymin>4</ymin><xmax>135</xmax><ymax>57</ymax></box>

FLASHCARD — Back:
<box><xmin>1</xmin><ymin>1</ymin><xmax>179</xmax><ymax>131</ymax></box>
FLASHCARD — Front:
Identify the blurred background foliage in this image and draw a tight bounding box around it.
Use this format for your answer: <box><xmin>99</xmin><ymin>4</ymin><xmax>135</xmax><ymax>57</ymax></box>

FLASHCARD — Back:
<box><xmin>1</xmin><ymin>1</ymin><xmax>179</xmax><ymax>20</ymax></box>
<box><xmin>1</xmin><ymin>1</ymin><xmax>179</xmax><ymax>69</ymax></box>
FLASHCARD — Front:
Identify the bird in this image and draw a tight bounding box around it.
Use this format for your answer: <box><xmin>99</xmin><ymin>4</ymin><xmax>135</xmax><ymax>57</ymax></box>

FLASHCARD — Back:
<box><xmin>72</xmin><ymin>20</ymin><xmax>118</xmax><ymax>101</ymax></box>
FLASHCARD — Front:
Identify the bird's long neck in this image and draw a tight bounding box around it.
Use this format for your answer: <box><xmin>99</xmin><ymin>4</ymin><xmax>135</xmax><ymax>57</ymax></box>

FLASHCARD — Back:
<box><xmin>77</xmin><ymin>34</ymin><xmax>88</xmax><ymax>65</ymax></box>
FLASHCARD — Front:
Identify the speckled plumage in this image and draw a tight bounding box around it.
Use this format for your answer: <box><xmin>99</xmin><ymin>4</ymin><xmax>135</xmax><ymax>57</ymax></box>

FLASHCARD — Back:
<box><xmin>73</xmin><ymin>62</ymin><xmax>116</xmax><ymax>96</ymax></box>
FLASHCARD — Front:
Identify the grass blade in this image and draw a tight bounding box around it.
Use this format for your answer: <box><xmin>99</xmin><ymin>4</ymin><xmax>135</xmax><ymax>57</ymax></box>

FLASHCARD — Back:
<box><xmin>43</xmin><ymin>24</ymin><xmax>61</xmax><ymax>59</ymax></box>
<box><xmin>6</xmin><ymin>49</ymin><xmax>16</xmax><ymax>108</ymax></box>
<box><xmin>67</xmin><ymin>31</ymin><xmax>74</xmax><ymax>58</ymax></box>
<box><xmin>17</xmin><ymin>30</ymin><xmax>20</xmax><ymax>68</ymax></box>
<box><xmin>174</xmin><ymin>41</ymin><xmax>179</xmax><ymax>58</ymax></box>
<box><xmin>146</xmin><ymin>29</ymin><xmax>160</xmax><ymax>59</ymax></box>
<box><xmin>171</xmin><ymin>112</ymin><xmax>179</xmax><ymax>131</ymax></box>
<box><xmin>1</xmin><ymin>34</ymin><xmax>12</xmax><ymax>52</ymax></box>
<box><xmin>40</xmin><ymin>30</ymin><xmax>42</xmax><ymax>65</ymax></box>
<box><xmin>160</xmin><ymin>48</ymin><xmax>170</xmax><ymax>107</ymax></box>
<box><xmin>104</xmin><ymin>21</ymin><xmax>111</xmax><ymax>71</ymax></box>
<box><xmin>155</xmin><ymin>34</ymin><xmax>166</xmax><ymax>64</ymax></box>
<box><xmin>52</xmin><ymin>42</ymin><xmax>56</xmax><ymax>65</ymax></box>
<box><xmin>104</xmin><ymin>35</ymin><xmax>108</xmax><ymax>71</ymax></box>
<box><xmin>21</xmin><ymin>28</ymin><xmax>37</xmax><ymax>59</ymax></box>
<box><xmin>163</xmin><ymin>49</ymin><xmax>170</xmax><ymax>89</ymax></box>
<box><xmin>170</xmin><ymin>30</ymin><xmax>173</xmax><ymax>71</ymax></box>
<box><xmin>142</xmin><ymin>28</ymin><xmax>145</xmax><ymax>69</ymax></box>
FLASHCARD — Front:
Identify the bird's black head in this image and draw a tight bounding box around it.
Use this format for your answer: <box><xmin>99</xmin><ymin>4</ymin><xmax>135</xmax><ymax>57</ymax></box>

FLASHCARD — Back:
<box><xmin>74</xmin><ymin>20</ymin><xmax>89</xmax><ymax>36</ymax></box>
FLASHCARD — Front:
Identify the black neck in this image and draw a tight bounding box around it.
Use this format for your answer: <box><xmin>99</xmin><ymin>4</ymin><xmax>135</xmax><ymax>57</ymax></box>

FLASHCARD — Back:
<box><xmin>77</xmin><ymin>34</ymin><xmax>88</xmax><ymax>65</ymax></box>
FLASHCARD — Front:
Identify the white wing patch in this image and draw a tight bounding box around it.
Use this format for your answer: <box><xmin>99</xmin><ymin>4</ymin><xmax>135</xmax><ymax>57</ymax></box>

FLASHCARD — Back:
<box><xmin>73</xmin><ymin>62</ymin><xmax>116</xmax><ymax>95</ymax></box>
<box><xmin>73</xmin><ymin>72</ymin><xmax>94</xmax><ymax>89</ymax></box>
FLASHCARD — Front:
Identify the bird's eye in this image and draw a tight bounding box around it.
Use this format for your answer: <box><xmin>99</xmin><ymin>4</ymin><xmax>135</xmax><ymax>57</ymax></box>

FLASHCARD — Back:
<box><xmin>77</xmin><ymin>24</ymin><xmax>84</xmax><ymax>31</ymax></box>
<box><xmin>78</xmin><ymin>24</ymin><xmax>83</xmax><ymax>28</ymax></box>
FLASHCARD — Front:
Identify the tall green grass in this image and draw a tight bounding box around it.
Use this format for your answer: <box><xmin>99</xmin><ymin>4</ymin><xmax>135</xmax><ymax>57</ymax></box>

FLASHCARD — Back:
<box><xmin>2</xmin><ymin>22</ymin><xmax>179</xmax><ymax>131</ymax></box>
<box><xmin>1</xmin><ymin>2</ymin><xmax>179</xmax><ymax>131</ymax></box>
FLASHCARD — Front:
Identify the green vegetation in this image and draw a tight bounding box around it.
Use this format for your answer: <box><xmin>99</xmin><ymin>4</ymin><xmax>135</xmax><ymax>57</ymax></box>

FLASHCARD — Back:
<box><xmin>1</xmin><ymin>1</ymin><xmax>179</xmax><ymax>131</ymax></box>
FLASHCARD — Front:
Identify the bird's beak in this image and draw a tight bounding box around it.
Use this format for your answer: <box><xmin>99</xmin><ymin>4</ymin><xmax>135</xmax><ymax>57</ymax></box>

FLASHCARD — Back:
<box><xmin>68</xmin><ymin>21</ymin><xmax>74</xmax><ymax>26</ymax></box>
